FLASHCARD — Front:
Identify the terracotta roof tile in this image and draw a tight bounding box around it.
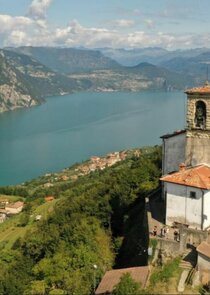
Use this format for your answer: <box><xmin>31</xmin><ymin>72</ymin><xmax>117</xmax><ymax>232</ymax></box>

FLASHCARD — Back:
<box><xmin>160</xmin><ymin>164</ymin><xmax>210</xmax><ymax>189</ymax></box>
<box><xmin>197</xmin><ymin>241</ymin><xmax>210</xmax><ymax>258</ymax></box>
<box><xmin>185</xmin><ymin>83</ymin><xmax>210</xmax><ymax>94</ymax></box>
<box><xmin>95</xmin><ymin>266</ymin><xmax>149</xmax><ymax>295</ymax></box>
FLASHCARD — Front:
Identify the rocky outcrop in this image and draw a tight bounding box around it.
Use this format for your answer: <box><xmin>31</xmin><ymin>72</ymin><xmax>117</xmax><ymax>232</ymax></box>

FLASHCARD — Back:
<box><xmin>0</xmin><ymin>50</ymin><xmax>39</xmax><ymax>113</ymax></box>
<box><xmin>0</xmin><ymin>84</ymin><xmax>37</xmax><ymax>113</ymax></box>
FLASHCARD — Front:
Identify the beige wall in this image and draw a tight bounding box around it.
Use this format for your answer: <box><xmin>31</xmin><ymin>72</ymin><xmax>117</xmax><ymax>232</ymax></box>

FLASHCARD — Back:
<box><xmin>198</xmin><ymin>253</ymin><xmax>210</xmax><ymax>271</ymax></box>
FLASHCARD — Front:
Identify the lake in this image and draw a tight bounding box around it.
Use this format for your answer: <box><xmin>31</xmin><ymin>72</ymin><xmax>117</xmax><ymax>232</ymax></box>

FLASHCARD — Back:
<box><xmin>0</xmin><ymin>91</ymin><xmax>186</xmax><ymax>186</ymax></box>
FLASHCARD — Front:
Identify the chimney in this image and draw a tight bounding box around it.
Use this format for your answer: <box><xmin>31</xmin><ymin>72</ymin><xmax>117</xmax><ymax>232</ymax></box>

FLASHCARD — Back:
<box><xmin>179</xmin><ymin>163</ymin><xmax>186</xmax><ymax>171</ymax></box>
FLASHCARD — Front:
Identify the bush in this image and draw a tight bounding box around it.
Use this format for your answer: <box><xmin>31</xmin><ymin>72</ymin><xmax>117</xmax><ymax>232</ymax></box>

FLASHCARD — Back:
<box><xmin>112</xmin><ymin>273</ymin><xmax>141</xmax><ymax>295</ymax></box>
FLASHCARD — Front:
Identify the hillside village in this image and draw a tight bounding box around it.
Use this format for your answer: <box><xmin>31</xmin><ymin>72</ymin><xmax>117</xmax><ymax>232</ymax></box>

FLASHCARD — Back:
<box><xmin>2</xmin><ymin>84</ymin><xmax>210</xmax><ymax>293</ymax></box>
<box><xmin>41</xmin><ymin>149</ymin><xmax>139</xmax><ymax>188</ymax></box>
<box><xmin>0</xmin><ymin>149</ymin><xmax>139</xmax><ymax>224</ymax></box>
<box><xmin>2</xmin><ymin>80</ymin><xmax>210</xmax><ymax>293</ymax></box>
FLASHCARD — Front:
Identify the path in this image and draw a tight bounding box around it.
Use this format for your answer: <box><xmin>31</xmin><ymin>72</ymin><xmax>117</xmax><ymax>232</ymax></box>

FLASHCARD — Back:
<box><xmin>146</xmin><ymin>194</ymin><xmax>180</xmax><ymax>241</ymax></box>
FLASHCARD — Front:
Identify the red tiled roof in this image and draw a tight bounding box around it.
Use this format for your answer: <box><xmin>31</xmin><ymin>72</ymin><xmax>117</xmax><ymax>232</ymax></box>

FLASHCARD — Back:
<box><xmin>160</xmin><ymin>164</ymin><xmax>210</xmax><ymax>189</ymax></box>
<box><xmin>185</xmin><ymin>84</ymin><xmax>210</xmax><ymax>94</ymax></box>
<box><xmin>197</xmin><ymin>241</ymin><xmax>210</xmax><ymax>258</ymax></box>
<box><xmin>95</xmin><ymin>266</ymin><xmax>149</xmax><ymax>295</ymax></box>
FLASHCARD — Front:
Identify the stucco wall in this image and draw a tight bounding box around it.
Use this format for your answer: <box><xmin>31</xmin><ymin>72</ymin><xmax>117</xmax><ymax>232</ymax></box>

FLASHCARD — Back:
<box><xmin>204</xmin><ymin>191</ymin><xmax>210</xmax><ymax>230</ymax></box>
<box><xmin>198</xmin><ymin>253</ymin><xmax>210</xmax><ymax>271</ymax></box>
<box><xmin>162</xmin><ymin>132</ymin><xmax>186</xmax><ymax>175</ymax></box>
<box><xmin>166</xmin><ymin>183</ymin><xmax>203</xmax><ymax>229</ymax></box>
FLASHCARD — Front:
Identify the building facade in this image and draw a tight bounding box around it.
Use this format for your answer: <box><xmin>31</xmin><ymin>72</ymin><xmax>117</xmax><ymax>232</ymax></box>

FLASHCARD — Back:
<box><xmin>161</xmin><ymin>164</ymin><xmax>210</xmax><ymax>230</ymax></box>
<box><xmin>161</xmin><ymin>83</ymin><xmax>210</xmax><ymax>229</ymax></box>
<box><xmin>162</xmin><ymin>83</ymin><xmax>210</xmax><ymax>175</ymax></box>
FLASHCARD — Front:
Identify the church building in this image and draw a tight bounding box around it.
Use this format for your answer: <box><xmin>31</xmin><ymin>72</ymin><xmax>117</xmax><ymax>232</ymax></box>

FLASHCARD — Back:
<box><xmin>160</xmin><ymin>83</ymin><xmax>210</xmax><ymax>230</ymax></box>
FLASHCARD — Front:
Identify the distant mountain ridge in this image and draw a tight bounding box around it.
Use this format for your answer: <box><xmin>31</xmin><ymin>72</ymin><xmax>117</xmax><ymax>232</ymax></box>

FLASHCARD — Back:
<box><xmin>160</xmin><ymin>51</ymin><xmax>210</xmax><ymax>84</ymax></box>
<box><xmin>68</xmin><ymin>62</ymin><xmax>194</xmax><ymax>92</ymax></box>
<box><xmin>99</xmin><ymin>47</ymin><xmax>210</xmax><ymax>67</ymax></box>
<box><xmin>0</xmin><ymin>46</ymin><xmax>203</xmax><ymax>113</ymax></box>
<box><xmin>7</xmin><ymin>46</ymin><xmax>120</xmax><ymax>74</ymax></box>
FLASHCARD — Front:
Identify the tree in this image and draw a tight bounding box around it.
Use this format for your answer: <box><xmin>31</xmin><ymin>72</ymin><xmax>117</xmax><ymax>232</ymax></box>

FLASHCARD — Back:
<box><xmin>112</xmin><ymin>273</ymin><xmax>141</xmax><ymax>295</ymax></box>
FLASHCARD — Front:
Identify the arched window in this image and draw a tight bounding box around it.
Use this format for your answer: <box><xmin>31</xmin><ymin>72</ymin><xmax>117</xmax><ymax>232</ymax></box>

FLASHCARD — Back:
<box><xmin>195</xmin><ymin>100</ymin><xmax>206</xmax><ymax>129</ymax></box>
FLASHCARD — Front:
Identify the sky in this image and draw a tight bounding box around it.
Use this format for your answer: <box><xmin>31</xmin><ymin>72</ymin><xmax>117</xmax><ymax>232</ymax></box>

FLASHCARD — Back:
<box><xmin>0</xmin><ymin>0</ymin><xmax>210</xmax><ymax>49</ymax></box>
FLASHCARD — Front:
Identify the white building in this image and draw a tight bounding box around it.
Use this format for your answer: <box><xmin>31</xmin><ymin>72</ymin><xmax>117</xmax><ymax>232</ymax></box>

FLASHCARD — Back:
<box><xmin>160</xmin><ymin>164</ymin><xmax>210</xmax><ymax>230</ymax></box>
<box><xmin>5</xmin><ymin>201</ymin><xmax>24</xmax><ymax>214</ymax></box>
<box><xmin>197</xmin><ymin>241</ymin><xmax>210</xmax><ymax>284</ymax></box>
<box><xmin>160</xmin><ymin>83</ymin><xmax>210</xmax><ymax>230</ymax></box>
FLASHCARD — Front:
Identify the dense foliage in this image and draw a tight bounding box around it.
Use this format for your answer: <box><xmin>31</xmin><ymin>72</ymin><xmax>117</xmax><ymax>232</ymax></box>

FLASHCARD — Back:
<box><xmin>112</xmin><ymin>273</ymin><xmax>142</xmax><ymax>295</ymax></box>
<box><xmin>0</xmin><ymin>146</ymin><xmax>161</xmax><ymax>294</ymax></box>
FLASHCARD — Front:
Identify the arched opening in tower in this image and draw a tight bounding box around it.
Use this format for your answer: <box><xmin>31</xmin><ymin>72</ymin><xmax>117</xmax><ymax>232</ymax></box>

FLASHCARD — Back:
<box><xmin>195</xmin><ymin>100</ymin><xmax>206</xmax><ymax>129</ymax></box>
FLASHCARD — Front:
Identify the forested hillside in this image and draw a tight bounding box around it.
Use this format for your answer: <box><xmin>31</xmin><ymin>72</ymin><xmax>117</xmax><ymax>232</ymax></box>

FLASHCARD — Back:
<box><xmin>0</xmin><ymin>146</ymin><xmax>161</xmax><ymax>295</ymax></box>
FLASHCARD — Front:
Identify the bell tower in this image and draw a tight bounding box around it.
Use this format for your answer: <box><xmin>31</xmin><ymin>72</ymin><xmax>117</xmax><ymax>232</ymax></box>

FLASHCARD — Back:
<box><xmin>185</xmin><ymin>82</ymin><xmax>210</xmax><ymax>166</ymax></box>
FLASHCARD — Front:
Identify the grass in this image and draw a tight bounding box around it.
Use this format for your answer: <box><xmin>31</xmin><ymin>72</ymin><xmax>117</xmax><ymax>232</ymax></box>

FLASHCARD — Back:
<box><xmin>148</xmin><ymin>257</ymin><xmax>182</xmax><ymax>294</ymax></box>
<box><xmin>0</xmin><ymin>198</ymin><xmax>60</xmax><ymax>250</ymax></box>
<box><xmin>0</xmin><ymin>194</ymin><xmax>23</xmax><ymax>202</ymax></box>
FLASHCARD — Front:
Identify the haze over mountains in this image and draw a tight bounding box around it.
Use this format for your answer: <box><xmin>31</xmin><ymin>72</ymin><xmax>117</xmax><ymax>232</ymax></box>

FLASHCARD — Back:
<box><xmin>1</xmin><ymin>46</ymin><xmax>210</xmax><ymax>112</ymax></box>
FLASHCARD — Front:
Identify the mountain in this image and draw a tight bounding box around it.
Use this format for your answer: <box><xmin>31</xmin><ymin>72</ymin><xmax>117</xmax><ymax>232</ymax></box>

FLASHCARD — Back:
<box><xmin>68</xmin><ymin>62</ymin><xmax>194</xmax><ymax>92</ymax></box>
<box><xmin>7</xmin><ymin>46</ymin><xmax>120</xmax><ymax>74</ymax></box>
<box><xmin>0</xmin><ymin>46</ymin><xmax>198</xmax><ymax>113</ymax></box>
<box><xmin>0</xmin><ymin>50</ymin><xmax>40</xmax><ymax>113</ymax></box>
<box><xmin>99</xmin><ymin>47</ymin><xmax>168</xmax><ymax>66</ymax></box>
<box><xmin>0</xmin><ymin>49</ymin><xmax>90</xmax><ymax>113</ymax></box>
<box><xmin>99</xmin><ymin>47</ymin><xmax>209</xmax><ymax>67</ymax></box>
<box><xmin>160</xmin><ymin>51</ymin><xmax>210</xmax><ymax>84</ymax></box>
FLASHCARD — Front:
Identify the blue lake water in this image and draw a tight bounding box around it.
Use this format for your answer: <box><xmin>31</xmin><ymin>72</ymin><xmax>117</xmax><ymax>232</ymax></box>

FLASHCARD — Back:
<box><xmin>0</xmin><ymin>91</ymin><xmax>186</xmax><ymax>185</ymax></box>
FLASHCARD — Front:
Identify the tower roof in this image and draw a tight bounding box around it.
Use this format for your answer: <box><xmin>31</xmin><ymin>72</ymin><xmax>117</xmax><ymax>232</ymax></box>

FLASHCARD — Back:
<box><xmin>160</xmin><ymin>164</ymin><xmax>210</xmax><ymax>189</ymax></box>
<box><xmin>185</xmin><ymin>82</ymin><xmax>210</xmax><ymax>94</ymax></box>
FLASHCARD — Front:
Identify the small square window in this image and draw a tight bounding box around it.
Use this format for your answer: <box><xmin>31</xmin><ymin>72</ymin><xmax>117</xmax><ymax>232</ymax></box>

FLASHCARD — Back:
<box><xmin>190</xmin><ymin>191</ymin><xmax>196</xmax><ymax>199</ymax></box>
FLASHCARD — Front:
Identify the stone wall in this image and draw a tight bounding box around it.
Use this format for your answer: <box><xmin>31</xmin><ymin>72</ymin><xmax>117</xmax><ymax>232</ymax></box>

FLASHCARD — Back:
<box><xmin>179</xmin><ymin>226</ymin><xmax>208</xmax><ymax>252</ymax></box>
<box><xmin>187</xmin><ymin>94</ymin><xmax>210</xmax><ymax>130</ymax></box>
<box><xmin>185</xmin><ymin>131</ymin><xmax>210</xmax><ymax>166</ymax></box>
<box><xmin>157</xmin><ymin>238</ymin><xmax>180</xmax><ymax>256</ymax></box>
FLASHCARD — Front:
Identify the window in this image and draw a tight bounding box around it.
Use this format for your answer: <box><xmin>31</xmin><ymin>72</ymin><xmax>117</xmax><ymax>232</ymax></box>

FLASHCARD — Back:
<box><xmin>190</xmin><ymin>191</ymin><xmax>196</xmax><ymax>199</ymax></box>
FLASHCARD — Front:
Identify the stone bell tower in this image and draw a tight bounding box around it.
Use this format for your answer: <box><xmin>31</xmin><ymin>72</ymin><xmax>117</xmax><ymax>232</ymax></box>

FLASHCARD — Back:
<box><xmin>185</xmin><ymin>82</ymin><xmax>210</xmax><ymax>166</ymax></box>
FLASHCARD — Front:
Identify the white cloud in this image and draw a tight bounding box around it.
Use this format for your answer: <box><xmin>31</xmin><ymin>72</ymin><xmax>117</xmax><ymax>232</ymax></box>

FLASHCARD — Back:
<box><xmin>28</xmin><ymin>0</ymin><xmax>52</xmax><ymax>20</ymax></box>
<box><xmin>0</xmin><ymin>15</ymin><xmax>33</xmax><ymax>33</ymax></box>
<box><xmin>111</xmin><ymin>19</ymin><xmax>135</xmax><ymax>28</ymax></box>
<box><xmin>7</xmin><ymin>30</ymin><xmax>28</xmax><ymax>46</ymax></box>
<box><xmin>0</xmin><ymin>0</ymin><xmax>210</xmax><ymax>49</ymax></box>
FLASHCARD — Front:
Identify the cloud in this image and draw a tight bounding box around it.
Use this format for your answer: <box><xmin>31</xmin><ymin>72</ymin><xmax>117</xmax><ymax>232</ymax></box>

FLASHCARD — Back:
<box><xmin>0</xmin><ymin>0</ymin><xmax>210</xmax><ymax>49</ymax></box>
<box><xmin>0</xmin><ymin>15</ymin><xmax>33</xmax><ymax>33</ymax></box>
<box><xmin>144</xmin><ymin>19</ymin><xmax>155</xmax><ymax>29</ymax></box>
<box><xmin>7</xmin><ymin>30</ymin><xmax>28</xmax><ymax>46</ymax></box>
<box><xmin>111</xmin><ymin>19</ymin><xmax>135</xmax><ymax>28</ymax></box>
<box><xmin>1</xmin><ymin>15</ymin><xmax>210</xmax><ymax>49</ymax></box>
<box><xmin>28</xmin><ymin>0</ymin><xmax>52</xmax><ymax>20</ymax></box>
